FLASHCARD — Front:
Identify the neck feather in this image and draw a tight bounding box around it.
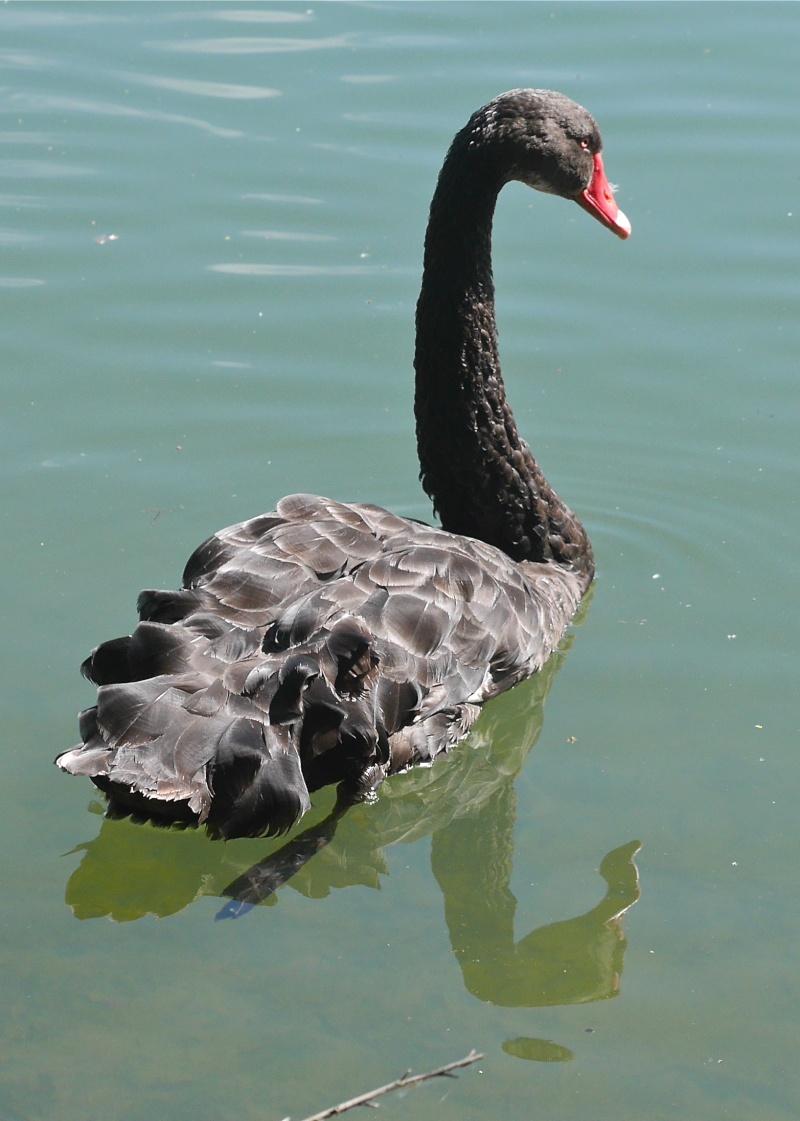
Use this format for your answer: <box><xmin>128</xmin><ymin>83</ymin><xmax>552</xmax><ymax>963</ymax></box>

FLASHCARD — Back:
<box><xmin>413</xmin><ymin>138</ymin><xmax>593</xmax><ymax>586</ymax></box>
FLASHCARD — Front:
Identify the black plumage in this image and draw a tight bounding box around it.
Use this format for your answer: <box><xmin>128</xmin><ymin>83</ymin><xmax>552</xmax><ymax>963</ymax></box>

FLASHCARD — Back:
<box><xmin>57</xmin><ymin>90</ymin><xmax>630</xmax><ymax>838</ymax></box>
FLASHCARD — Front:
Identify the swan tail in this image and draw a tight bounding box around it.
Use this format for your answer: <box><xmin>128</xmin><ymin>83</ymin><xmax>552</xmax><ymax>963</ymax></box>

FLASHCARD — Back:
<box><xmin>57</xmin><ymin>618</ymin><xmax>398</xmax><ymax>839</ymax></box>
<box><xmin>204</xmin><ymin>718</ymin><xmax>311</xmax><ymax>839</ymax></box>
<box><xmin>56</xmin><ymin>680</ymin><xmax>312</xmax><ymax>838</ymax></box>
<box><xmin>80</xmin><ymin>636</ymin><xmax>133</xmax><ymax>686</ymax></box>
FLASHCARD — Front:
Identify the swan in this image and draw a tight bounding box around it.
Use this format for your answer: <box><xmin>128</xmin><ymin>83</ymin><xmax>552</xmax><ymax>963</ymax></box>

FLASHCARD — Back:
<box><xmin>56</xmin><ymin>89</ymin><xmax>630</xmax><ymax>839</ymax></box>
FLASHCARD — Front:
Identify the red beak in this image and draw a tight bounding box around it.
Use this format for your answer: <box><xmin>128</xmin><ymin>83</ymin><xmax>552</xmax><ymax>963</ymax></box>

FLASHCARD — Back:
<box><xmin>576</xmin><ymin>152</ymin><xmax>631</xmax><ymax>240</ymax></box>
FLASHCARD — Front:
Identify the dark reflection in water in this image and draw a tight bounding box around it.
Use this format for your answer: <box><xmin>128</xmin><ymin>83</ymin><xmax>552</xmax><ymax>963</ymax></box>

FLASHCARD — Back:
<box><xmin>432</xmin><ymin>808</ymin><xmax>639</xmax><ymax>1009</ymax></box>
<box><xmin>503</xmin><ymin>1037</ymin><xmax>576</xmax><ymax>1063</ymax></box>
<box><xmin>63</xmin><ymin>626</ymin><xmax>640</xmax><ymax>1037</ymax></box>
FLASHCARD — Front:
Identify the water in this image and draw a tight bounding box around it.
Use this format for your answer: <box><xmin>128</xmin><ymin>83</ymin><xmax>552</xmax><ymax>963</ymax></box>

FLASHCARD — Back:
<box><xmin>2</xmin><ymin>3</ymin><xmax>798</xmax><ymax>1119</ymax></box>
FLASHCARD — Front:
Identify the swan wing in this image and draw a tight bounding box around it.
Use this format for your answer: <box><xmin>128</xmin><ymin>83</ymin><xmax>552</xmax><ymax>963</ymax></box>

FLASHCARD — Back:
<box><xmin>58</xmin><ymin>495</ymin><xmax>582</xmax><ymax>837</ymax></box>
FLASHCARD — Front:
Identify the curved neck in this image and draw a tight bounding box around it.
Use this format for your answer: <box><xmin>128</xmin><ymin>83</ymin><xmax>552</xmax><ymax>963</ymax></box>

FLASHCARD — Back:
<box><xmin>414</xmin><ymin>137</ymin><xmax>593</xmax><ymax>587</ymax></box>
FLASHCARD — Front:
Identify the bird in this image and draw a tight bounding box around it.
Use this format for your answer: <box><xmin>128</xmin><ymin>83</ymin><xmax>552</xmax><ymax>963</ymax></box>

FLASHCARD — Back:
<box><xmin>56</xmin><ymin>89</ymin><xmax>630</xmax><ymax>840</ymax></box>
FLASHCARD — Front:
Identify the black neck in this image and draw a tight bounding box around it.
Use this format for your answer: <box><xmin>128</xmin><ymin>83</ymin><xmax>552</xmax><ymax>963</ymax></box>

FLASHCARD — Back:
<box><xmin>413</xmin><ymin>131</ymin><xmax>593</xmax><ymax>586</ymax></box>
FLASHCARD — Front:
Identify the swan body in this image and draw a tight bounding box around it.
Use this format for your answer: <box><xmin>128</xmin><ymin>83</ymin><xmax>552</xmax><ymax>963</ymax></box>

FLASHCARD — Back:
<box><xmin>57</xmin><ymin>90</ymin><xmax>630</xmax><ymax>838</ymax></box>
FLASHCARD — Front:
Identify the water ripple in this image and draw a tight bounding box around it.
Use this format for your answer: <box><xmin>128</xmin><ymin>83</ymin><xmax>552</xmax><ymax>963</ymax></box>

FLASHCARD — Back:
<box><xmin>10</xmin><ymin>93</ymin><xmax>244</xmax><ymax>140</ymax></box>
<box><xmin>205</xmin><ymin>9</ymin><xmax>314</xmax><ymax>24</ymax></box>
<box><xmin>0</xmin><ymin>50</ymin><xmax>51</xmax><ymax>68</ymax></box>
<box><xmin>0</xmin><ymin>277</ymin><xmax>45</xmax><ymax>288</ymax></box>
<box><xmin>208</xmin><ymin>263</ymin><xmax>396</xmax><ymax>278</ymax></box>
<box><xmin>341</xmin><ymin>75</ymin><xmax>397</xmax><ymax>85</ymax></box>
<box><xmin>0</xmin><ymin>158</ymin><xmax>93</xmax><ymax>180</ymax></box>
<box><xmin>0</xmin><ymin>194</ymin><xmax>44</xmax><ymax>209</ymax></box>
<box><xmin>0</xmin><ymin>131</ymin><xmax>60</xmax><ymax>144</ymax></box>
<box><xmin>242</xmin><ymin>193</ymin><xmax>322</xmax><ymax>206</ymax></box>
<box><xmin>148</xmin><ymin>34</ymin><xmax>354</xmax><ymax>55</ymax></box>
<box><xmin>118</xmin><ymin>72</ymin><xmax>281</xmax><ymax>101</ymax></box>
<box><xmin>0</xmin><ymin>230</ymin><xmax>40</xmax><ymax>246</ymax></box>
<box><xmin>240</xmin><ymin>230</ymin><xmax>335</xmax><ymax>243</ymax></box>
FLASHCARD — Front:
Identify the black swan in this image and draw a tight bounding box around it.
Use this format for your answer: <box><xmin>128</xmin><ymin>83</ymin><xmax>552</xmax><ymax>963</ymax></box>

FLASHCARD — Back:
<box><xmin>57</xmin><ymin>89</ymin><xmax>630</xmax><ymax>840</ymax></box>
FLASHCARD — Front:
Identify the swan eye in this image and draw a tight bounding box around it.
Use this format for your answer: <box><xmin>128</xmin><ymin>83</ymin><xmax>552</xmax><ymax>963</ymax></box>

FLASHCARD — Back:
<box><xmin>579</xmin><ymin>139</ymin><xmax>590</xmax><ymax>151</ymax></box>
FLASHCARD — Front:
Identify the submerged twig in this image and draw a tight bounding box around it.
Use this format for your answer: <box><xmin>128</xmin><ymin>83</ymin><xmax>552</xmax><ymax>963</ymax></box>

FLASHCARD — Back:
<box><xmin>282</xmin><ymin>1050</ymin><xmax>484</xmax><ymax>1121</ymax></box>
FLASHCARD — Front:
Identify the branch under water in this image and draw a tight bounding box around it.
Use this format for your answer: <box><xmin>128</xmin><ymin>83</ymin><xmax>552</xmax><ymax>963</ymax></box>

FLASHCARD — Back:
<box><xmin>281</xmin><ymin>1050</ymin><xmax>485</xmax><ymax>1121</ymax></box>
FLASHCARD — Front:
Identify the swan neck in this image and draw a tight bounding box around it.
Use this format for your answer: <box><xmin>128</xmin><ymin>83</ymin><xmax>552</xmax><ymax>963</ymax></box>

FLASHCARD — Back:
<box><xmin>414</xmin><ymin>142</ymin><xmax>593</xmax><ymax>583</ymax></box>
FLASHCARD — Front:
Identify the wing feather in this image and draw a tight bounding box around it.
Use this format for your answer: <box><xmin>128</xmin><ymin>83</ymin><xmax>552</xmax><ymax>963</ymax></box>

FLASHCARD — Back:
<box><xmin>58</xmin><ymin>494</ymin><xmax>584</xmax><ymax>837</ymax></box>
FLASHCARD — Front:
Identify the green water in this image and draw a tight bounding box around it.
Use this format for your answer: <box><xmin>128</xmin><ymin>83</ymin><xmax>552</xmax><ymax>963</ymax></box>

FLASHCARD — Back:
<box><xmin>2</xmin><ymin>3</ymin><xmax>799</xmax><ymax>1119</ymax></box>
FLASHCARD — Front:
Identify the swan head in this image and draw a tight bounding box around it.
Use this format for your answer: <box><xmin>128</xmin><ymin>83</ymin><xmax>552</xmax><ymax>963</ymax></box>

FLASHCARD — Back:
<box><xmin>465</xmin><ymin>88</ymin><xmax>631</xmax><ymax>240</ymax></box>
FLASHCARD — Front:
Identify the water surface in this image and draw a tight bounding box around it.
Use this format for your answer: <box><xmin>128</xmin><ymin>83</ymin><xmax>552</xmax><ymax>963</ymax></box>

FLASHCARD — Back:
<box><xmin>2</xmin><ymin>4</ymin><xmax>798</xmax><ymax>1120</ymax></box>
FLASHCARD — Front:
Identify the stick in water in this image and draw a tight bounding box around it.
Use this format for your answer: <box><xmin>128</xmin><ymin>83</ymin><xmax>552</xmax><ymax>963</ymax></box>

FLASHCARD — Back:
<box><xmin>282</xmin><ymin>1050</ymin><xmax>485</xmax><ymax>1121</ymax></box>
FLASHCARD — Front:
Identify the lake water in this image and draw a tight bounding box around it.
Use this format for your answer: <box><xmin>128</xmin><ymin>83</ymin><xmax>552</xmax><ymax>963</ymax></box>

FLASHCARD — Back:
<box><xmin>2</xmin><ymin>3</ymin><xmax>799</xmax><ymax>1119</ymax></box>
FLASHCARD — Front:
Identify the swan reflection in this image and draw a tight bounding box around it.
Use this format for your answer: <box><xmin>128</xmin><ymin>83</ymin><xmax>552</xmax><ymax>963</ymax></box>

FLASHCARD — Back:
<box><xmin>63</xmin><ymin>636</ymin><xmax>640</xmax><ymax>1020</ymax></box>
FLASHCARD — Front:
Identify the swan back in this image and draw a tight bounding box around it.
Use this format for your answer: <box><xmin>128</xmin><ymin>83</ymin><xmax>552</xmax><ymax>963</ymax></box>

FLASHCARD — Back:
<box><xmin>58</xmin><ymin>495</ymin><xmax>582</xmax><ymax>837</ymax></box>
